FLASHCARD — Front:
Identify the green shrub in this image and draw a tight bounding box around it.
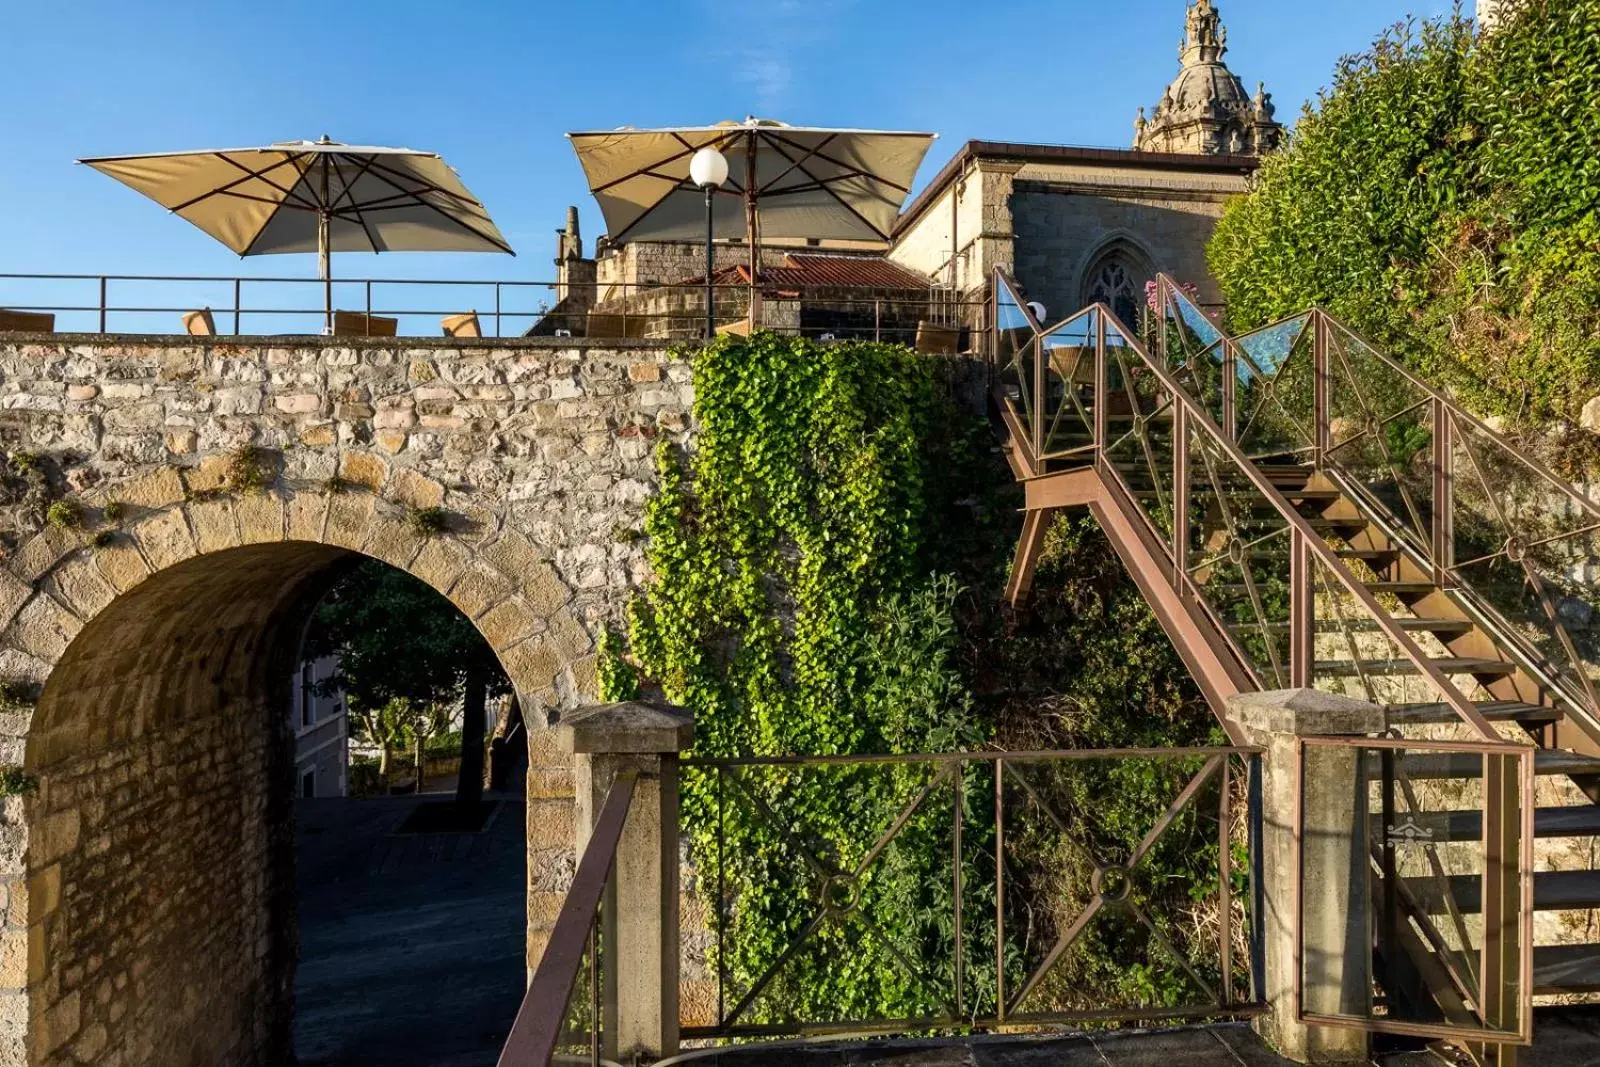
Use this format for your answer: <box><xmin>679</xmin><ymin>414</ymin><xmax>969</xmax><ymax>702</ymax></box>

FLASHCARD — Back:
<box><xmin>1210</xmin><ymin>1</ymin><xmax>1600</xmax><ymax>426</ymax></box>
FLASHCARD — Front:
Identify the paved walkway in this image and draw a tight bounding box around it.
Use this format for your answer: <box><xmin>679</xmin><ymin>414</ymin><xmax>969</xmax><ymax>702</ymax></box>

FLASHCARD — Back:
<box><xmin>293</xmin><ymin>795</ymin><xmax>526</xmax><ymax>1067</ymax></box>
<box><xmin>671</xmin><ymin>1012</ymin><xmax>1600</xmax><ymax>1066</ymax></box>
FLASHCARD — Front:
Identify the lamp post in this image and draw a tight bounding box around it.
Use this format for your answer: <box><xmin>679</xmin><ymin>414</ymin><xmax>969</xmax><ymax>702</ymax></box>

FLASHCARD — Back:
<box><xmin>690</xmin><ymin>147</ymin><xmax>729</xmax><ymax>341</ymax></box>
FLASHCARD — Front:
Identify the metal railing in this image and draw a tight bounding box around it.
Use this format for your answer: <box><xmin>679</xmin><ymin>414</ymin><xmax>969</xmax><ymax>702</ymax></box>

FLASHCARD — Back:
<box><xmin>1149</xmin><ymin>278</ymin><xmax>1600</xmax><ymax>742</ymax></box>
<box><xmin>990</xmin><ymin>269</ymin><xmax>1506</xmax><ymax>741</ymax></box>
<box><xmin>1295</xmin><ymin>736</ymin><xmax>1533</xmax><ymax>1045</ymax></box>
<box><xmin>498</xmin><ymin>770</ymin><xmax>636</xmax><ymax>1067</ymax></box>
<box><xmin>679</xmin><ymin>747</ymin><xmax>1265</xmax><ymax>1040</ymax></box>
<box><xmin>0</xmin><ymin>272</ymin><xmax>988</xmax><ymax>347</ymax></box>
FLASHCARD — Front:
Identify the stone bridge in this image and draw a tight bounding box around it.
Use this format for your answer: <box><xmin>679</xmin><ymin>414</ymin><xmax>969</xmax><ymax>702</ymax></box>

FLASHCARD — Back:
<box><xmin>0</xmin><ymin>332</ymin><xmax>693</xmax><ymax>1065</ymax></box>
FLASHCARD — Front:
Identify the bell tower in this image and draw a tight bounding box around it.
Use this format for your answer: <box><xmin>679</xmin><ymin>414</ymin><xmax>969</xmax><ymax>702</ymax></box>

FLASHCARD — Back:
<box><xmin>1135</xmin><ymin>1</ymin><xmax>1282</xmax><ymax>156</ymax></box>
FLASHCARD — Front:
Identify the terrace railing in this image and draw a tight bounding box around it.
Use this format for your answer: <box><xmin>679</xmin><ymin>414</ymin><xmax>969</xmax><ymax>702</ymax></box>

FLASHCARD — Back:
<box><xmin>0</xmin><ymin>272</ymin><xmax>987</xmax><ymax>347</ymax></box>
<box><xmin>679</xmin><ymin>747</ymin><xmax>1265</xmax><ymax>1040</ymax></box>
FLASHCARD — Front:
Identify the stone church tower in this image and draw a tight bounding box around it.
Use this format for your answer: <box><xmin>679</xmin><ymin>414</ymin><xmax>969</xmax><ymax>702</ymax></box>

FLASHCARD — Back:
<box><xmin>1134</xmin><ymin>0</ymin><xmax>1283</xmax><ymax>156</ymax></box>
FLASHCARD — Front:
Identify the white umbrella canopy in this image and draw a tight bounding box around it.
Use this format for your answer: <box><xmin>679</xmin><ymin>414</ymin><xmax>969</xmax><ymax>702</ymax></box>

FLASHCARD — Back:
<box><xmin>79</xmin><ymin>137</ymin><xmax>514</xmax><ymax>325</ymax></box>
<box><xmin>566</xmin><ymin>118</ymin><xmax>936</xmax><ymax>255</ymax></box>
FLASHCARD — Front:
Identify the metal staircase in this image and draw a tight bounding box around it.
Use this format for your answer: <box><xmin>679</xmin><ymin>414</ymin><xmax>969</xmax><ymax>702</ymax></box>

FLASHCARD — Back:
<box><xmin>989</xmin><ymin>270</ymin><xmax>1600</xmax><ymax>1043</ymax></box>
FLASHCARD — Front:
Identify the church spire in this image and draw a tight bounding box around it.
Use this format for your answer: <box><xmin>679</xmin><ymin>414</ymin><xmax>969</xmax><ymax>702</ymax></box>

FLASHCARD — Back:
<box><xmin>1181</xmin><ymin>0</ymin><xmax>1227</xmax><ymax>65</ymax></box>
<box><xmin>1135</xmin><ymin>0</ymin><xmax>1282</xmax><ymax>157</ymax></box>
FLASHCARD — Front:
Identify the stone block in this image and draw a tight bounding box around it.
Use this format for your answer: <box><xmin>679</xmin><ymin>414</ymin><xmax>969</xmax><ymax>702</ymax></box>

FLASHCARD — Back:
<box><xmin>560</xmin><ymin>701</ymin><xmax>692</xmax><ymax>755</ymax></box>
<box><xmin>324</xmin><ymin>492</ymin><xmax>376</xmax><ymax>551</ymax></box>
<box><xmin>360</xmin><ymin>517</ymin><xmax>422</xmax><ymax>571</ymax></box>
<box><xmin>409</xmin><ymin>537</ymin><xmax>471</xmax><ymax>595</ymax></box>
<box><xmin>8</xmin><ymin>596</ymin><xmax>80</xmax><ymax>662</ymax></box>
<box><xmin>183</xmin><ymin>455</ymin><xmax>232</xmax><ymax>494</ymax></box>
<box><xmin>1229</xmin><ymin>689</ymin><xmax>1385</xmax><ymax>739</ymax></box>
<box><xmin>287</xmin><ymin>491</ymin><xmax>330</xmax><ymax>543</ymax></box>
<box><xmin>479</xmin><ymin>598</ymin><xmax>540</xmax><ymax>650</ymax></box>
<box><xmin>498</xmin><ymin>636</ymin><xmax>563</xmax><ymax>694</ymax></box>
<box><xmin>111</xmin><ymin>468</ymin><xmax>184</xmax><ymax>510</ymax></box>
<box><xmin>448</xmin><ymin>566</ymin><xmax>511</xmax><ymax>620</ymax></box>
<box><xmin>546</xmin><ymin>609</ymin><xmax>593</xmax><ymax>661</ymax></box>
<box><xmin>90</xmin><ymin>539</ymin><xmax>151</xmax><ymax>593</ymax></box>
<box><xmin>391</xmin><ymin>468</ymin><xmax>445</xmax><ymax>510</ymax></box>
<box><xmin>233</xmin><ymin>492</ymin><xmax>285</xmax><ymax>545</ymax></box>
<box><xmin>132</xmin><ymin>508</ymin><xmax>196</xmax><ymax>571</ymax></box>
<box><xmin>187</xmin><ymin>497</ymin><xmax>238</xmax><ymax>555</ymax></box>
<box><xmin>49</xmin><ymin>559</ymin><xmax>115</xmax><ymax>621</ymax></box>
<box><xmin>339</xmin><ymin>451</ymin><xmax>388</xmax><ymax>491</ymax></box>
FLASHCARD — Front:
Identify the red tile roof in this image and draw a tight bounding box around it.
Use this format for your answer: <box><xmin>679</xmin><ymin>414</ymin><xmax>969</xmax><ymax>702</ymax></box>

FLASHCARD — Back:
<box><xmin>700</xmin><ymin>254</ymin><xmax>929</xmax><ymax>290</ymax></box>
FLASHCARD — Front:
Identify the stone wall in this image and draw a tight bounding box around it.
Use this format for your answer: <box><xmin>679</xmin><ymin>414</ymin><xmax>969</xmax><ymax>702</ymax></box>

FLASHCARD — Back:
<box><xmin>0</xmin><ymin>334</ymin><xmax>693</xmax><ymax>1065</ymax></box>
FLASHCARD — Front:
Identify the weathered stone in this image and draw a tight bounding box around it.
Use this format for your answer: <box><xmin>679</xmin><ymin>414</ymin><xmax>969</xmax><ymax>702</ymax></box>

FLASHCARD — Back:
<box><xmin>479</xmin><ymin>598</ymin><xmax>540</xmax><ymax>650</ymax></box>
<box><xmin>163</xmin><ymin>429</ymin><xmax>197</xmax><ymax>455</ymax></box>
<box><xmin>338</xmin><ymin>451</ymin><xmax>387</xmax><ymax>491</ymax></box>
<box><xmin>115</xmin><ymin>468</ymin><xmax>185</xmax><ymax>510</ymax></box>
<box><xmin>391</xmin><ymin>468</ymin><xmax>445</xmax><ymax>510</ymax></box>
<box><xmin>628</xmin><ymin>363</ymin><xmax>662</xmax><ymax>383</ymax></box>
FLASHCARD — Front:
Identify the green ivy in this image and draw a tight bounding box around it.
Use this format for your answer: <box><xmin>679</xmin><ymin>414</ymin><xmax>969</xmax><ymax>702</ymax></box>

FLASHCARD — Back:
<box><xmin>1209</xmin><ymin>1</ymin><xmax>1600</xmax><ymax>427</ymax></box>
<box><xmin>609</xmin><ymin>333</ymin><xmax>987</xmax><ymax>1023</ymax></box>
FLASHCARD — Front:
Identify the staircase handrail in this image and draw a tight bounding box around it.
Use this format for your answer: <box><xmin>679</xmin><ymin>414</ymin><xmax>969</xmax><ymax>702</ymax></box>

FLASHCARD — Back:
<box><xmin>994</xmin><ymin>269</ymin><xmax>1500</xmax><ymax>741</ymax></box>
<box><xmin>497</xmin><ymin>769</ymin><xmax>638</xmax><ymax>1067</ymax></box>
<box><xmin>1155</xmin><ymin>275</ymin><xmax>1600</xmax><ymax>731</ymax></box>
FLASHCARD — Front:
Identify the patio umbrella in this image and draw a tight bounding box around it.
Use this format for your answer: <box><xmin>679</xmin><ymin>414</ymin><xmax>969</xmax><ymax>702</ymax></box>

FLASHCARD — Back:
<box><xmin>80</xmin><ymin>137</ymin><xmax>514</xmax><ymax>328</ymax></box>
<box><xmin>566</xmin><ymin>118</ymin><xmax>935</xmax><ymax>286</ymax></box>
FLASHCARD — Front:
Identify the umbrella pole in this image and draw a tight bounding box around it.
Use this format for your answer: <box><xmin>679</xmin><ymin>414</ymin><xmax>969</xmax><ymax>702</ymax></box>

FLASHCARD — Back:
<box><xmin>318</xmin><ymin>211</ymin><xmax>331</xmax><ymax>333</ymax></box>
<box><xmin>745</xmin><ymin>141</ymin><xmax>759</xmax><ymax>331</ymax></box>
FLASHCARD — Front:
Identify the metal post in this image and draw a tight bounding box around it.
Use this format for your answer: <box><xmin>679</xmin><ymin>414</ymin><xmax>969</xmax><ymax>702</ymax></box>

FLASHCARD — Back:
<box><xmin>365</xmin><ymin>279</ymin><xmax>372</xmax><ymax>332</ymax></box>
<box><xmin>97</xmin><ymin>276</ymin><xmax>107</xmax><ymax>333</ymax></box>
<box><xmin>1248</xmin><ymin>751</ymin><xmax>1266</xmax><ymax>1004</ymax></box>
<box><xmin>233</xmin><ymin>278</ymin><xmax>242</xmax><ymax>335</ymax></box>
<box><xmin>495</xmin><ymin>282</ymin><xmax>503</xmax><ymax>338</ymax></box>
<box><xmin>874</xmin><ymin>298</ymin><xmax>882</xmax><ymax>342</ymax></box>
<box><xmin>1173</xmin><ymin>404</ymin><xmax>1190</xmax><ymax>587</ymax></box>
<box><xmin>1432</xmin><ymin>399</ymin><xmax>1453</xmax><ymax>586</ymax></box>
<box><xmin>1290</xmin><ymin>528</ymin><xmax>1312</xmax><ymax>689</ymax></box>
<box><xmin>994</xmin><ymin>758</ymin><xmax>1006</xmax><ymax>1022</ymax></box>
<box><xmin>1313</xmin><ymin>313</ymin><xmax>1330</xmax><ymax>467</ymax></box>
<box><xmin>952</xmin><ymin>760</ymin><xmax>964</xmax><ymax>1017</ymax></box>
<box><xmin>704</xmin><ymin>184</ymin><xmax>715</xmax><ymax>341</ymax></box>
<box><xmin>1222</xmin><ymin>339</ymin><xmax>1237</xmax><ymax>441</ymax></box>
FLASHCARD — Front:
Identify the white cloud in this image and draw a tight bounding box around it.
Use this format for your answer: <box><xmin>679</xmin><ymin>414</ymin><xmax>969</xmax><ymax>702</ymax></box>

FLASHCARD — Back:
<box><xmin>700</xmin><ymin>0</ymin><xmax>857</xmax><ymax>112</ymax></box>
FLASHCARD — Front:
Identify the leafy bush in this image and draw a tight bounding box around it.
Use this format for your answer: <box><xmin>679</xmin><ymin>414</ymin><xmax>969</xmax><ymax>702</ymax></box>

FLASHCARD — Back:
<box><xmin>1210</xmin><ymin>1</ymin><xmax>1600</xmax><ymax>426</ymax></box>
<box><xmin>607</xmin><ymin>334</ymin><xmax>1221</xmax><ymax>1025</ymax></box>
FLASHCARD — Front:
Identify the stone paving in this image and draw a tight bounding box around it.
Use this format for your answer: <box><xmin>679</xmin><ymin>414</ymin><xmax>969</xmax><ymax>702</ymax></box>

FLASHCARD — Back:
<box><xmin>292</xmin><ymin>795</ymin><xmax>526</xmax><ymax>1067</ymax></box>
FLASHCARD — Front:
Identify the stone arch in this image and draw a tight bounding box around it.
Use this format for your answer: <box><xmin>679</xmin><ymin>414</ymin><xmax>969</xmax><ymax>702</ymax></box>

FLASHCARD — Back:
<box><xmin>1074</xmin><ymin>234</ymin><xmax>1159</xmax><ymax>329</ymax></box>
<box><xmin>0</xmin><ymin>461</ymin><xmax>593</xmax><ymax>1066</ymax></box>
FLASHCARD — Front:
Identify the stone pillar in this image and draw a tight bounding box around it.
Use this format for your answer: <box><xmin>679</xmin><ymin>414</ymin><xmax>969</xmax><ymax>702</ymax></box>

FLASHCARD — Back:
<box><xmin>1231</xmin><ymin>689</ymin><xmax>1383</xmax><ymax>1065</ymax></box>
<box><xmin>560</xmin><ymin>701</ymin><xmax>692</xmax><ymax>1064</ymax></box>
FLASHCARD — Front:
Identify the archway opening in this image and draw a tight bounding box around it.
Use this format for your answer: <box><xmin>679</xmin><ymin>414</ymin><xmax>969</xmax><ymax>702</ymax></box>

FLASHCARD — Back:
<box><xmin>23</xmin><ymin>542</ymin><xmax>529</xmax><ymax>1067</ymax></box>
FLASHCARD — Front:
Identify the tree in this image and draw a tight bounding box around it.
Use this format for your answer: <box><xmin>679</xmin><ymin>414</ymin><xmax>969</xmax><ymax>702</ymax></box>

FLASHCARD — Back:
<box><xmin>305</xmin><ymin>560</ymin><xmax>510</xmax><ymax>803</ymax></box>
<box><xmin>1208</xmin><ymin>1</ymin><xmax>1600</xmax><ymax>429</ymax></box>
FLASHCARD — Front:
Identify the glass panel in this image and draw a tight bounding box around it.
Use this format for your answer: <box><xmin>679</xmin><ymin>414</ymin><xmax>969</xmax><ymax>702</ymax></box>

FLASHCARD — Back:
<box><xmin>1235</xmin><ymin>315</ymin><xmax>1316</xmax><ymax>464</ymax></box>
<box><xmin>994</xmin><ymin>275</ymin><xmax>1038</xmax><ymax>442</ymax></box>
<box><xmin>1102</xmin><ymin>320</ymin><xmax>1177</xmax><ymax>541</ymax></box>
<box><xmin>1038</xmin><ymin>310</ymin><xmax>1099</xmax><ymax>461</ymax></box>
<box><xmin>1185</xmin><ymin>424</ymin><xmax>1293</xmax><ymax>689</ymax></box>
<box><xmin>1161</xmin><ymin>283</ymin><xmax>1227</xmax><ymax>425</ymax></box>
<box><xmin>1449</xmin><ymin>414</ymin><xmax>1600</xmax><ymax>718</ymax></box>
<box><xmin>1299</xmin><ymin>740</ymin><xmax>1529</xmax><ymax>1041</ymax></box>
<box><xmin>1325</xmin><ymin>325</ymin><xmax>1436</xmax><ymax>556</ymax></box>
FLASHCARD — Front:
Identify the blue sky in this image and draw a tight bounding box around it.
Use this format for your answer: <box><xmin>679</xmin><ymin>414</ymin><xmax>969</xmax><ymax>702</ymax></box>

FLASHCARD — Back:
<box><xmin>2</xmin><ymin>0</ymin><xmax>1442</xmax><ymax>294</ymax></box>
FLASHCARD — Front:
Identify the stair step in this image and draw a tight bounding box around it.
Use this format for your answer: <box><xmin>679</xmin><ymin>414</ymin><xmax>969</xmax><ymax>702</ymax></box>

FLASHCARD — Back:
<box><xmin>1406</xmin><ymin>870</ymin><xmax>1600</xmax><ymax>913</ymax></box>
<box><xmin>1379</xmin><ymin>804</ymin><xmax>1600</xmax><ymax>842</ymax></box>
<box><xmin>1227</xmin><ymin>618</ymin><xmax>1476</xmax><ymax>636</ymax></box>
<box><xmin>1362</xmin><ymin>581</ymin><xmax>1437</xmax><ymax>595</ymax></box>
<box><xmin>1391</xmin><ymin>749</ymin><xmax>1600</xmax><ymax>780</ymax></box>
<box><xmin>1335</xmin><ymin>547</ymin><xmax>1400</xmax><ymax>562</ymax></box>
<box><xmin>1535</xmin><ymin>945</ymin><xmax>1600</xmax><ymax>994</ymax></box>
<box><xmin>1385</xmin><ymin>700</ymin><xmax>1559</xmax><ymax>726</ymax></box>
<box><xmin>1315</xmin><ymin>657</ymin><xmax>1518</xmax><ymax>678</ymax></box>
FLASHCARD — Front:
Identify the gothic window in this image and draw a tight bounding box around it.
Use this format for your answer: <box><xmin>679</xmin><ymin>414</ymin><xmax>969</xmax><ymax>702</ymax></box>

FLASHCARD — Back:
<box><xmin>1084</xmin><ymin>254</ymin><xmax>1147</xmax><ymax>329</ymax></box>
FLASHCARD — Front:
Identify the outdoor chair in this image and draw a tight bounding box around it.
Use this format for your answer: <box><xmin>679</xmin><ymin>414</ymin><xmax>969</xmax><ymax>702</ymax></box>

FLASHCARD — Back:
<box><xmin>914</xmin><ymin>321</ymin><xmax>961</xmax><ymax>355</ymax></box>
<box><xmin>332</xmin><ymin>311</ymin><xmax>398</xmax><ymax>337</ymax></box>
<box><xmin>182</xmin><ymin>307</ymin><xmax>217</xmax><ymax>336</ymax></box>
<box><xmin>440</xmin><ymin>311</ymin><xmax>482</xmax><ymax>338</ymax></box>
<box><xmin>0</xmin><ymin>310</ymin><xmax>54</xmax><ymax>333</ymax></box>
